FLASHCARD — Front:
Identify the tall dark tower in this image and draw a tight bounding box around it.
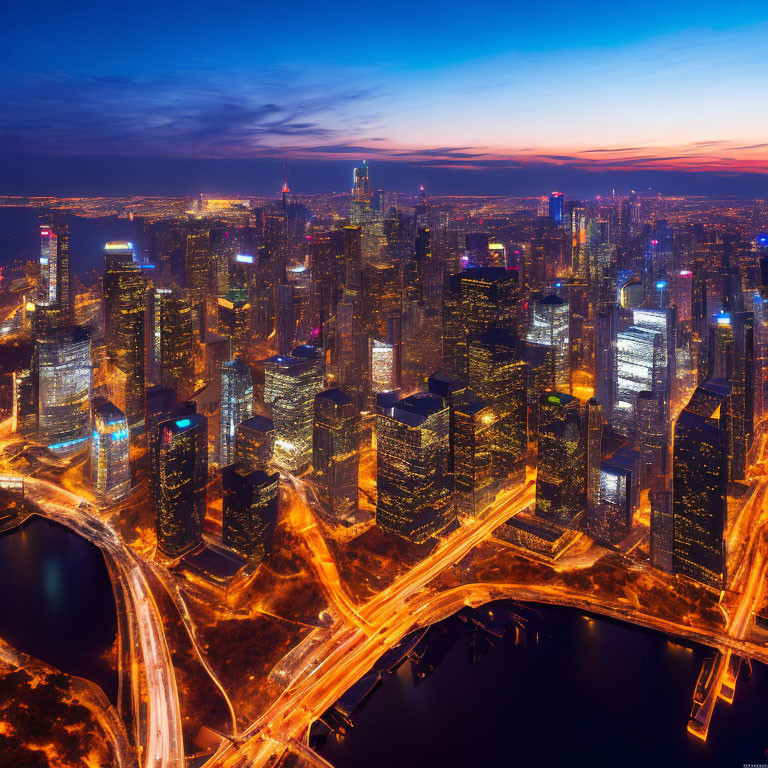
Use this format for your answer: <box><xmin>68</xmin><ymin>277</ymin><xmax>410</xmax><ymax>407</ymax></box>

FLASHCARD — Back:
<box><xmin>672</xmin><ymin>379</ymin><xmax>730</xmax><ymax>590</ymax></box>
<box><xmin>152</xmin><ymin>413</ymin><xmax>208</xmax><ymax>557</ymax></box>
<box><xmin>103</xmin><ymin>242</ymin><xmax>146</xmax><ymax>434</ymax></box>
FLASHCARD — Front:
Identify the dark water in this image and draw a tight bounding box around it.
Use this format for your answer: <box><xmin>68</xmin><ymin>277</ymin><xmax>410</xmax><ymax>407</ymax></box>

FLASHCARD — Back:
<box><xmin>320</xmin><ymin>604</ymin><xmax>768</xmax><ymax>768</ymax></box>
<box><xmin>0</xmin><ymin>516</ymin><xmax>118</xmax><ymax>701</ymax></box>
<box><xmin>0</xmin><ymin>207</ymin><xmax>138</xmax><ymax>278</ymax></box>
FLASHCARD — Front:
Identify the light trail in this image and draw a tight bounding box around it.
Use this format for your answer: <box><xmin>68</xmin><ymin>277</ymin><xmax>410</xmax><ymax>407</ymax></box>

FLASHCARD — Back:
<box><xmin>4</xmin><ymin>473</ymin><xmax>185</xmax><ymax>768</ymax></box>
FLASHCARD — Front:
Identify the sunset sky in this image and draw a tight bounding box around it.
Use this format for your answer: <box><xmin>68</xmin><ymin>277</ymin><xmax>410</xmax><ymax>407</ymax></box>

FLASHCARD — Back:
<box><xmin>2</xmin><ymin>0</ymin><xmax>768</xmax><ymax>194</ymax></box>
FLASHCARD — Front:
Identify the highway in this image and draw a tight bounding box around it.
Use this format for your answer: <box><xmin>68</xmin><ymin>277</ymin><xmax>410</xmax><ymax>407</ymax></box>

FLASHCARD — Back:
<box><xmin>2</xmin><ymin>471</ymin><xmax>185</xmax><ymax>768</ymax></box>
<box><xmin>202</xmin><ymin>479</ymin><xmax>537</xmax><ymax>767</ymax></box>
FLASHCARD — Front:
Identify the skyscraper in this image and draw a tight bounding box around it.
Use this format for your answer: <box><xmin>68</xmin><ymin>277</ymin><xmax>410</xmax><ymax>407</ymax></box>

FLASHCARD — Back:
<box><xmin>217</xmin><ymin>291</ymin><xmax>251</xmax><ymax>357</ymax></box>
<box><xmin>526</xmin><ymin>294</ymin><xmax>570</xmax><ymax>392</ymax></box>
<box><xmin>708</xmin><ymin>311</ymin><xmax>754</xmax><ymax>481</ymax></box>
<box><xmin>36</xmin><ymin>325</ymin><xmax>92</xmax><ymax>454</ymax></box>
<box><xmin>535</xmin><ymin>391</ymin><xmax>586</xmax><ymax>525</ymax></box>
<box><xmin>38</xmin><ymin>220</ymin><xmax>72</xmax><ymax>324</ymax></box>
<box><xmin>222</xmin><ymin>463</ymin><xmax>279</xmax><ymax>562</ymax></box>
<box><xmin>264</xmin><ymin>352</ymin><xmax>324</xmax><ymax>471</ymax></box>
<box><xmin>468</xmin><ymin>328</ymin><xmax>527</xmax><ymax>480</ymax></box>
<box><xmin>567</xmin><ymin>201</ymin><xmax>587</xmax><ymax>280</ymax></box>
<box><xmin>313</xmin><ymin>388</ymin><xmax>360</xmax><ymax>520</ymax></box>
<box><xmin>452</xmin><ymin>392</ymin><xmax>495</xmax><ymax>517</ymax></box>
<box><xmin>185</xmin><ymin>230</ymin><xmax>210</xmax><ymax>306</ymax></box>
<box><xmin>235</xmin><ymin>414</ymin><xmax>275</xmax><ymax>470</ymax></box>
<box><xmin>150</xmin><ymin>288</ymin><xmax>196</xmax><ymax>399</ymax></box>
<box><xmin>220</xmin><ymin>359</ymin><xmax>254</xmax><ymax>467</ymax></box>
<box><xmin>91</xmin><ymin>400</ymin><xmax>130</xmax><ymax>502</ymax></box>
<box><xmin>672</xmin><ymin>378</ymin><xmax>730</xmax><ymax>590</ymax></box>
<box><xmin>443</xmin><ymin>267</ymin><xmax>518</xmax><ymax>379</ymax></box>
<box><xmin>103</xmin><ymin>242</ymin><xmax>146</xmax><ymax>434</ymax></box>
<box><xmin>613</xmin><ymin>325</ymin><xmax>665</xmax><ymax>437</ymax></box>
<box><xmin>152</xmin><ymin>412</ymin><xmax>208</xmax><ymax>557</ymax></box>
<box><xmin>350</xmin><ymin>160</ymin><xmax>372</xmax><ymax>225</ymax></box>
<box><xmin>376</xmin><ymin>392</ymin><xmax>453</xmax><ymax>542</ymax></box>
<box><xmin>548</xmin><ymin>192</ymin><xmax>564</xmax><ymax>225</ymax></box>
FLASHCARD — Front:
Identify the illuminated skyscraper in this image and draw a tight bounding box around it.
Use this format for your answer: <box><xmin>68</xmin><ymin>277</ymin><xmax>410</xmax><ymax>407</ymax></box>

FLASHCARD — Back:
<box><xmin>526</xmin><ymin>294</ymin><xmax>570</xmax><ymax>392</ymax></box>
<box><xmin>152</xmin><ymin>413</ymin><xmax>207</xmax><ymax>557</ymax></box>
<box><xmin>567</xmin><ymin>201</ymin><xmax>587</xmax><ymax>280</ymax></box>
<box><xmin>468</xmin><ymin>329</ymin><xmax>527</xmax><ymax>479</ymax></box>
<box><xmin>38</xmin><ymin>220</ymin><xmax>72</xmax><ymax>324</ymax></box>
<box><xmin>548</xmin><ymin>192</ymin><xmax>564</xmax><ymax>225</ymax></box>
<box><xmin>36</xmin><ymin>326</ymin><xmax>92</xmax><ymax>454</ymax></box>
<box><xmin>636</xmin><ymin>390</ymin><xmax>669</xmax><ymax>480</ymax></box>
<box><xmin>185</xmin><ymin>230</ymin><xmax>210</xmax><ymax>306</ymax></box>
<box><xmin>535</xmin><ymin>391</ymin><xmax>586</xmax><ymax>525</ymax></box>
<box><xmin>222</xmin><ymin>463</ymin><xmax>279</xmax><ymax>562</ymax></box>
<box><xmin>650</xmin><ymin>488</ymin><xmax>673</xmax><ymax>572</ymax></box>
<box><xmin>613</xmin><ymin>325</ymin><xmax>665</xmax><ymax>437</ymax></box>
<box><xmin>103</xmin><ymin>242</ymin><xmax>146</xmax><ymax>434</ymax></box>
<box><xmin>376</xmin><ymin>392</ymin><xmax>453</xmax><ymax>542</ymax></box>
<box><xmin>217</xmin><ymin>291</ymin><xmax>251</xmax><ymax>357</ymax></box>
<box><xmin>672</xmin><ymin>378</ymin><xmax>730</xmax><ymax>590</ymax></box>
<box><xmin>235</xmin><ymin>414</ymin><xmax>275</xmax><ymax>470</ymax></box>
<box><xmin>370</xmin><ymin>338</ymin><xmax>397</xmax><ymax>394</ymax></box>
<box><xmin>452</xmin><ymin>392</ymin><xmax>495</xmax><ymax>517</ymax></box>
<box><xmin>593</xmin><ymin>307</ymin><xmax>616</xmax><ymax>419</ymax></box>
<box><xmin>708</xmin><ymin>311</ymin><xmax>754</xmax><ymax>481</ymax></box>
<box><xmin>313</xmin><ymin>388</ymin><xmax>360</xmax><ymax>520</ymax></box>
<box><xmin>220</xmin><ymin>359</ymin><xmax>254</xmax><ymax>467</ymax></box>
<box><xmin>91</xmin><ymin>400</ymin><xmax>130</xmax><ymax>502</ymax></box>
<box><xmin>443</xmin><ymin>267</ymin><xmax>518</xmax><ymax>379</ymax></box>
<box><xmin>150</xmin><ymin>288</ymin><xmax>195</xmax><ymax>399</ymax></box>
<box><xmin>350</xmin><ymin>160</ymin><xmax>372</xmax><ymax>225</ymax></box>
<box><xmin>264</xmin><ymin>351</ymin><xmax>324</xmax><ymax>471</ymax></box>
<box><xmin>590</xmin><ymin>448</ymin><xmax>640</xmax><ymax>544</ymax></box>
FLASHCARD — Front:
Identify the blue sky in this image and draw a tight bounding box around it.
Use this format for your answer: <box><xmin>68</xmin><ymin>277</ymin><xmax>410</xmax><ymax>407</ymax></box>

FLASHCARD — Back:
<box><xmin>2</xmin><ymin>1</ymin><xmax>768</xmax><ymax>194</ymax></box>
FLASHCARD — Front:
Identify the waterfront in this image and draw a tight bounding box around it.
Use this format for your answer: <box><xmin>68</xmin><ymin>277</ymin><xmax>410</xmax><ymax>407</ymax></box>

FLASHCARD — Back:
<box><xmin>0</xmin><ymin>516</ymin><xmax>118</xmax><ymax>701</ymax></box>
<box><xmin>320</xmin><ymin>604</ymin><xmax>768</xmax><ymax>768</ymax></box>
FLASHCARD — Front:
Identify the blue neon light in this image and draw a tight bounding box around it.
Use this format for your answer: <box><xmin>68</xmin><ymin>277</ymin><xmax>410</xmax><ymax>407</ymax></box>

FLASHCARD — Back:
<box><xmin>175</xmin><ymin>418</ymin><xmax>191</xmax><ymax>429</ymax></box>
<box><xmin>656</xmin><ymin>281</ymin><xmax>667</xmax><ymax>290</ymax></box>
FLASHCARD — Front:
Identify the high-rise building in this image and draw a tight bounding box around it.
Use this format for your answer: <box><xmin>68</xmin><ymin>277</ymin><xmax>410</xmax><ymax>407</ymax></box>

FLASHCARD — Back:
<box><xmin>36</xmin><ymin>326</ymin><xmax>92</xmax><ymax>454</ymax></box>
<box><xmin>38</xmin><ymin>220</ymin><xmax>72</xmax><ymax>324</ymax></box>
<box><xmin>222</xmin><ymin>463</ymin><xmax>279</xmax><ymax>562</ymax></box>
<box><xmin>217</xmin><ymin>291</ymin><xmax>251</xmax><ymax>357</ymax></box>
<box><xmin>91</xmin><ymin>400</ymin><xmax>130</xmax><ymax>502</ymax></box>
<box><xmin>350</xmin><ymin>160</ymin><xmax>372</xmax><ymax>225</ymax></box>
<box><xmin>264</xmin><ymin>352</ymin><xmax>324</xmax><ymax>471</ymax></box>
<box><xmin>672</xmin><ymin>378</ymin><xmax>730</xmax><ymax>590</ymax></box>
<box><xmin>526</xmin><ymin>294</ymin><xmax>570</xmax><ymax>392</ymax></box>
<box><xmin>376</xmin><ymin>392</ymin><xmax>453</xmax><ymax>542</ymax></box>
<box><xmin>452</xmin><ymin>392</ymin><xmax>495</xmax><ymax>517</ymax></box>
<box><xmin>185</xmin><ymin>230</ymin><xmax>210</xmax><ymax>306</ymax></box>
<box><xmin>650</xmin><ymin>488</ymin><xmax>674</xmax><ymax>572</ymax></box>
<box><xmin>593</xmin><ymin>307</ymin><xmax>616</xmax><ymax>419</ymax></box>
<box><xmin>535</xmin><ymin>391</ymin><xmax>586</xmax><ymax>525</ymax></box>
<box><xmin>152</xmin><ymin>413</ymin><xmax>208</xmax><ymax>557</ymax></box>
<box><xmin>150</xmin><ymin>288</ymin><xmax>196</xmax><ymax>399</ymax></box>
<box><xmin>708</xmin><ymin>311</ymin><xmax>754</xmax><ymax>481</ymax></box>
<box><xmin>220</xmin><ymin>359</ymin><xmax>254</xmax><ymax>467</ymax></box>
<box><xmin>235</xmin><ymin>414</ymin><xmax>275</xmax><ymax>470</ymax></box>
<box><xmin>548</xmin><ymin>192</ymin><xmax>564</xmax><ymax>225</ymax></box>
<box><xmin>370</xmin><ymin>338</ymin><xmax>398</xmax><ymax>394</ymax></box>
<box><xmin>443</xmin><ymin>267</ymin><xmax>518</xmax><ymax>379</ymax></box>
<box><xmin>567</xmin><ymin>201</ymin><xmax>587</xmax><ymax>280</ymax></box>
<box><xmin>468</xmin><ymin>329</ymin><xmax>527</xmax><ymax>479</ymax></box>
<box><xmin>103</xmin><ymin>242</ymin><xmax>146</xmax><ymax>434</ymax></box>
<box><xmin>613</xmin><ymin>325</ymin><xmax>665</xmax><ymax>437</ymax></box>
<box><xmin>313</xmin><ymin>388</ymin><xmax>360</xmax><ymax>520</ymax></box>
<box><xmin>636</xmin><ymin>390</ymin><xmax>669</xmax><ymax>480</ymax></box>
<box><xmin>590</xmin><ymin>448</ymin><xmax>640</xmax><ymax>544</ymax></box>
<box><xmin>275</xmin><ymin>283</ymin><xmax>295</xmax><ymax>355</ymax></box>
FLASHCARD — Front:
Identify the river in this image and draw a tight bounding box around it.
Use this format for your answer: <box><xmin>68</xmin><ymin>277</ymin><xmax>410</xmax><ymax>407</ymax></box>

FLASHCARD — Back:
<box><xmin>319</xmin><ymin>603</ymin><xmax>768</xmax><ymax>768</ymax></box>
<box><xmin>0</xmin><ymin>515</ymin><xmax>118</xmax><ymax>701</ymax></box>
